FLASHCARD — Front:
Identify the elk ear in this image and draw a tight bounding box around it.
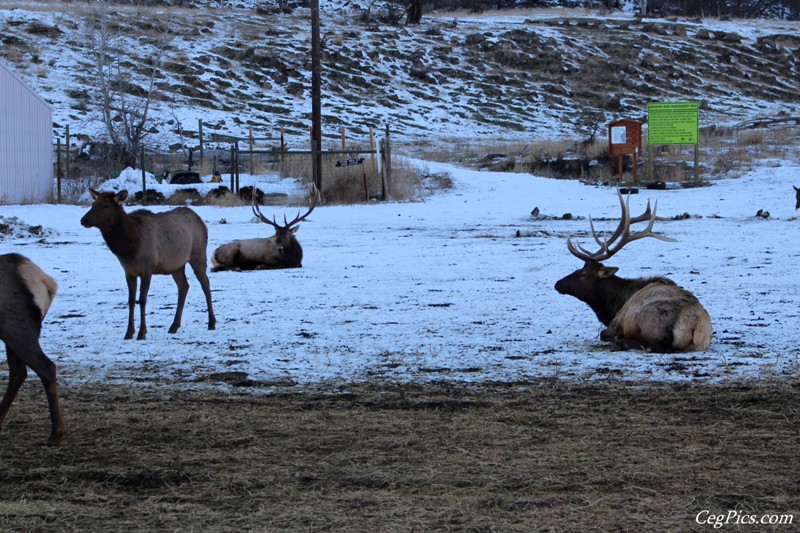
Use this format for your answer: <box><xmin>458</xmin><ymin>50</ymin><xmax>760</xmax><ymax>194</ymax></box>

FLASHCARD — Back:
<box><xmin>290</xmin><ymin>226</ymin><xmax>300</xmax><ymax>234</ymax></box>
<box><xmin>89</xmin><ymin>188</ymin><xmax>100</xmax><ymax>199</ymax></box>
<box><xmin>597</xmin><ymin>266</ymin><xmax>619</xmax><ymax>278</ymax></box>
<box><xmin>114</xmin><ymin>190</ymin><xmax>129</xmax><ymax>204</ymax></box>
<box><xmin>794</xmin><ymin>186</ymin><xmax>799</xmax><ymax>191</ymax></box>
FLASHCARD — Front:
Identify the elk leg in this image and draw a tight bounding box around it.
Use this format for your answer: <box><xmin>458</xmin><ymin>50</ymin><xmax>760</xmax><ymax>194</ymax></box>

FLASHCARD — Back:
<box><xmin>21</xmin><ymin>344</ymin><xmax>65</xmax><ymax>445</ymax></box>
<box><xmin>137</xmin><ymin>273</ymin><xmax>152</xmax><ymax>340</ymax></box>
<box><xmin>125</xmin><ymin>274</ymin><xmax>137</xmax><ymax>340</ymax></box>
<box><xmin>190</xmin><ymin>260</ymin><xmax>216</xmax><ymax>331</ymax></box>
<box><xmin>2</xmin><ymin>339</ymin><xmax>65</xmax><ymax>445</ymax></box>
<box><xmin>169</xmin><ymin>267</ymin><xmax>189</xmax><ymax>334</ymax></box>
<box><xmin>0</xmin><ymin>347</ymin><xmax>27</xmax><ymax>431</ymax></box>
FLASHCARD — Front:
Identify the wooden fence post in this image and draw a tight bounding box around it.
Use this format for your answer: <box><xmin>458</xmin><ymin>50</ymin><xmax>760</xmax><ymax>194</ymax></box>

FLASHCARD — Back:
<box><xmin>199</xmin><ymin>119</ymin><xmax>204</xmax><ymax>171</ymax></box>
<box><xmin>140</xmin><ymin>146</ymin><xmax>146</xmax><ymax>205</ymax></box>
<box><xmin>249</xmin><ymin>126</ymin><xmax>254</xmax><ymax>175</ymax></box>
<box><xmin>235</xmin><ymin>142</ymin><xmax>240</xmax><ymax>194</ymax></box>
<box><xmin>369</xmin><ymin>126</ymin><xmax>379</xmax><ymax>178</ymax></box>
<box><xmin>65</xmin><ymin>124</ymin><xmax>71</xmax><ymax>186</ymax></box>
<box><xmin>230</xmin><ymin>144</ymin><xmax>235</xmax><ymax>192</ymax></box>
<box><xmin>56</xmin><ymin>137</ymin><xmax>62</xmax><ymax>203</ymax></box>
<box><xmin>383</xmin><ymin>125</ymin><xmax>392</xmax><ymax>200</ymax></box>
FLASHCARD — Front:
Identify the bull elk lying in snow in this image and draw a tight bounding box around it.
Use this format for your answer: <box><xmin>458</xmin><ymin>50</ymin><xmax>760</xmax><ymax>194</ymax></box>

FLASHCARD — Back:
<box><xmin>0</xmin><ymin>254</ymin><xmax>66</xmax><ymax>445</ymax></box>
<box><xmin>555</xmin><ymin>190</ymin><xmax>712</xmax><ymax>353</ymax></box>
<box><xmin>211</xmin><ymin>194</ymin><xmax>317</xmax><ymax>271</ymax></box>
<box><xmin>81</xmin><ymin>189</ymin><xmax>216</xmax><ymax>340</ymax></box>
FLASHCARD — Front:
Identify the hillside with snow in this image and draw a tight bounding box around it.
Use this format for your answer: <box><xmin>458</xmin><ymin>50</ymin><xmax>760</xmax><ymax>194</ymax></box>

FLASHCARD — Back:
<box><xmin>2</xmin><ymin>1</ymin><xmax>799</xmax><ymax>151</ymax></box>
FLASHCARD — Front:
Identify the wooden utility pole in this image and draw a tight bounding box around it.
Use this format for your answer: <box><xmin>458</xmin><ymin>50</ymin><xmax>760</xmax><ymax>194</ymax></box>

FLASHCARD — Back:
<box><xmin>311</xmin><ymin>0</ymin><xmax>322</xmax><ymax>193</ymax></box>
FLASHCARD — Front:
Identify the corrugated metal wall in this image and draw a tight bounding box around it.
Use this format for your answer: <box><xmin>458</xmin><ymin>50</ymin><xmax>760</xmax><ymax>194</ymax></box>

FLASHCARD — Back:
<box><xmin>0</xmin><ymin>61</ymin><xmax>53</xmax><ymax>205</ymax></box>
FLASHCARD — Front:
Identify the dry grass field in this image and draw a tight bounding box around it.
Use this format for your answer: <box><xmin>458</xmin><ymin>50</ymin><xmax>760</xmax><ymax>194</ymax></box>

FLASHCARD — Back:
<box><xmin>1</xmin><ymin>380</ymin><xmax>797</xmax><ymax>532</ymax></box>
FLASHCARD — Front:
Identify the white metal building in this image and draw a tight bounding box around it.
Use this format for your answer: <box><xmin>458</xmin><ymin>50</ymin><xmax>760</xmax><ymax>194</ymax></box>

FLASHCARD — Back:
<box><xmin>0</xmin><ymin>61</ymin><xmax>53</xmax><ymax>204</ymax></box>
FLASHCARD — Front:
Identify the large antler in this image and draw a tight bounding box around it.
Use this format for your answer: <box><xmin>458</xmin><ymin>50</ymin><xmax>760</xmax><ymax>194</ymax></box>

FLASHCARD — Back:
<box><xmin>252</xmin><ymin>186</ymin><xmax>318</xmax><ymax>229</ymax></box>
<box><xmin>566</xmin><ymin>188</ymin><xmax>675</xmax><ymax>262</ymax></box>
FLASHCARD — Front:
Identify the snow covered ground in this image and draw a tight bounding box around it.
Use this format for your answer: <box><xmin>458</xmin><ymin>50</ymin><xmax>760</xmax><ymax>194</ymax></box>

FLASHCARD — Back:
<box><xmin>2</xmin><ymin>159</ymin><xmax>799</xmax><ymax>391</ymax></box>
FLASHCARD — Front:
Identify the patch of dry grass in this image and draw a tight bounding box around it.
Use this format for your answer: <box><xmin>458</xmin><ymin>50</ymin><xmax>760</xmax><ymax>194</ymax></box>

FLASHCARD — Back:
<box><xmin>412</xmin><ymin>124</ymin><xmax>800</xmax><ymax>184</ymax></box>
<box><xmin>0</xmin><ymin>380</ymin><xmax>797</xmax><ymax>532</ymax></box>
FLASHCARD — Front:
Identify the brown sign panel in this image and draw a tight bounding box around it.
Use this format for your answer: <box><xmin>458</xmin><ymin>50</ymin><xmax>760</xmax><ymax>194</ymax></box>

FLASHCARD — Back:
<box><xmin>608</xmin><ymin>119</ymin><xmax>642</xmax><ymax>156</ymax></box>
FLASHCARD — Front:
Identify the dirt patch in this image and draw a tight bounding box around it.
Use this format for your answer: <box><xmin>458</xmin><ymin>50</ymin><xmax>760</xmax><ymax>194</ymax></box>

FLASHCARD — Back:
<box><xmin>1</xmin><ymin>381</ymin><xmax>798</xmax><ymax>531</ymax></box>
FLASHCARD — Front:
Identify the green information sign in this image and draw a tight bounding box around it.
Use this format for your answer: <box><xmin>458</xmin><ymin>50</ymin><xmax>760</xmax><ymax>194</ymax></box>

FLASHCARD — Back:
<box><xmin>647</xmin><ymin>101</ymin><xmax>699</xmax><ymax>145</ymax></box>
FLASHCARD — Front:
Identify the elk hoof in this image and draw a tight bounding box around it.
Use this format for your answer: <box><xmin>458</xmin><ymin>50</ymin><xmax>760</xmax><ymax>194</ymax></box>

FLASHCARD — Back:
<box><xmin>44</xmin><ymin>433</ymin><xmax>64</xmax><ymax>446</ymax></box>
<box><xmin>137</xmin><ymin>331</ymin><xmax>147</xmax><ymax>341</ymax></box>
<box><xmin>168</xmin><ymin>325</ymin><xmax>180</xmax><ymax>334</ymax></box>
<box><xmin>124</xmin><ymin>332</ymin><xmax>134</xmax><ymax>340</ymax></box>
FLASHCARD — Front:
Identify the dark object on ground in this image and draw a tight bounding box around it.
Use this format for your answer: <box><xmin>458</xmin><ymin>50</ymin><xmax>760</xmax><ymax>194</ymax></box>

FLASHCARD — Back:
<box><xmin>169</xmin><ymin>170</ymin><xmax>202</xmax><ymax>185</ymax></box>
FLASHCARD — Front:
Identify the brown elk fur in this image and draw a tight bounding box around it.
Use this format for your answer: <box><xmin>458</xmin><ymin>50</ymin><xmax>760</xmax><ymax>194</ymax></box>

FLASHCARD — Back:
<box><xmin>81</xmin><ymin>189</ymin><xmax>216</xmax><ymax>340</ymax></box>
<box><xmin>794</xmin><ymin>185</ymin><xmax>799</xmax><ymax>209</ymax></box>
<box><xmin>555</xmin><ymin>191</ymin><xmax>711</xmax><ymax>353</ymax></box>
<box><xmin>555</xmin><ymin>263</ymin><xmax>711</xmax><ymax>352</ymax></box>
<box><xmin>212</xmin><ymin>229</ymin><xmax>303</xmax><ymax>271</ymax></box>
<box><xmin>212</xmin><ymin>199</ymin><xmax>314</xmax><ymax>272</ymax></box>
<box><xmin>0</xmin><ymin>253</ymin><xmax>66</xmax><ymax>445</ymax></box>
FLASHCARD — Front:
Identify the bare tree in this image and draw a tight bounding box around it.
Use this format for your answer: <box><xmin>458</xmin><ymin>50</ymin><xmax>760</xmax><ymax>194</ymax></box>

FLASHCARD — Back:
<box><xmin>86</xmin><ymin>8</ymin><xmax>170</xmax><ymax>168</ymax></box>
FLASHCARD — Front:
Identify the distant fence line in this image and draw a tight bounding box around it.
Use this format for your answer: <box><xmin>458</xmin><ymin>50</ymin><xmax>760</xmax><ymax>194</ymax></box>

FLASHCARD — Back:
<box><xmin>52</xmin><ymin>122</ymin><xmax>394</xmax><ymax>203</ymax></box>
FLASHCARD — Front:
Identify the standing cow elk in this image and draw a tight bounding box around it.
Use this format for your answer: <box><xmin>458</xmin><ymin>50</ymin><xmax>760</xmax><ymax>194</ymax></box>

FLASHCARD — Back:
<box><xmin>554</xmin><ymin>190</ymin><xmax>712</xmax><ymax>352</ymax></box>
<box><xmin>0</xmin><ymin>254</ymin><xmax>66</xmax><ymax>445</ymax></box>
<box><xmin>794</xmin><ymin>185</ymin><xmax>799</xmax><ymax>209</ymax></box>
<box><xmin>211</xmin><ymin>193</ymin><xmax>317</xmax><ymax>271</ymax></box>
<box><xmin>81</xmin><ymin>189</ymin><xmax>216</xmax><ymax>340</ymax></box>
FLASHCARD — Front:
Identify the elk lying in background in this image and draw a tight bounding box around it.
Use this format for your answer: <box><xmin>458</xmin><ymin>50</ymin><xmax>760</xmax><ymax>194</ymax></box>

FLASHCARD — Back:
<box><xmin>211</xmin><ymin>194</ymin><xmax>316</xmax><ymax>271</ymax></box>
<box><xmin>0</xmin><ymin>254</ymin><xmax>66</xmax><ymax>445</ymax></box>
<box><xmin>794</xmin><ymin>185</ymin><xmax>799</xmax><ymax>209</ymax></box>
<box><xmin>554</xmin><ymin>190</ymin><xmax>712</xmax><ymax>353</ymax></box>
<box><xmin>81</xmin><ymin>189</ymin><xmax>216</xmax><ymax>340</ymax></box>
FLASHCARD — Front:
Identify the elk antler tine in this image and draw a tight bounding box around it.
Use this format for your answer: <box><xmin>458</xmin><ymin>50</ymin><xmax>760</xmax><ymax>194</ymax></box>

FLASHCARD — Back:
<box><xmin>588</xmin><ymin>215</ymin><xmax>604</xmax><ymax>247</ymax></box>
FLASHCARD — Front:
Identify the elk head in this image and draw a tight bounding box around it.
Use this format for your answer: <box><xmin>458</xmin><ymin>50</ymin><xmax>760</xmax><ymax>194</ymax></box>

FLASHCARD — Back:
<box><xmin>554</xmin><ymin>189</ymin><xmax>675</xmax><ymax>326</ymax></box>
<box><xmin>251</xmin><ymin>190</ymin><xmax>317</xmax><ymax>254</ymax></box>
<box><xmin>80</xmin><ymin>189</ymin><xmax>128</xmax><ymax>230</ymax></box>
<box><xmin>795</xmin><ymin>185</ymin><xmax>799</xmax><ymax>210</ymax></box>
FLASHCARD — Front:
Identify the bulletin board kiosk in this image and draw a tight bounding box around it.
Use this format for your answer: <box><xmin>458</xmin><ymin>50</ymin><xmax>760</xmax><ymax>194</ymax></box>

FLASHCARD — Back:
<box><xmin>608</xmin><ymin>119</ymin><xmax>643</xmax><ymax>183</ymax></box>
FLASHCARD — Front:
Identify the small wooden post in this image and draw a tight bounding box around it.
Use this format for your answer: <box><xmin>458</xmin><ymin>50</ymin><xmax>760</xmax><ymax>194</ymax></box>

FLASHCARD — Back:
<box><xmin>369</xmin><ymin>126</ymin><xmax>378</xmax><ymax>177</ymax></box>
<box><xmin>235</xmin><ymin>142</ymin><xmax>240</xmax><ymax>194</ymax></box>
<box><xmin>693</xmin><ymin>143</ymin><xmax>700</xmax><ymax>181</ymax></box>
<box><xmin>230</xmin><ymin>144</ymin><xmax>235</xmax><ymax>191</ymax></box>
<box><xmin>381</xmin><ymin>125</ymin><xmax>392</xmax><ymax>200</ymax></box>
<box><xmin>199</xmin><ymin>119</ymin><xmax>204</xmax><ymax>170</ymax></box>
<box><xmin>341</xmin><ymin>126</ymin><xmax>346</xmax><ymax>154</ymax></box>
<box><xmin>362</xmin><ymin>165</ymin><xmax>369</xmax><ymax>202</ymax></box>
<box><xmin>140</xmin><ymin>146</ymin><xmax>146</xmax><ymax>205</ymax></box>
<box><xmin>249</xmin><ymin>126</ymin><xmax>254</xmax><ymax>175</ymax></box>
<box><xmin>65</xmin><ymin>125</ymin><xmax>71</xmax><ymax>186</ymax></box>
<box><xmin>56</xmin><ymin>138</ymin><xmax>62</xmax><ymax>203</ymax></box>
